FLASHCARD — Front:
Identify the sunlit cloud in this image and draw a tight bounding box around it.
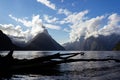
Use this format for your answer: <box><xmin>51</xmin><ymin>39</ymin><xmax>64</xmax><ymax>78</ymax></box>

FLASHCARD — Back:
<box><xmin>5</xmin><ymin>14</ymin><xmax>63</xmax><ymax>45</ymax></box>
<box><xmin>66</xmin><ymin>12</ymin><xmax>120</xmax><ymax>42</ymax></box>
<box><xmin>98</xmin><ymin>13</ymin><xmax>120</xmax><ymax>36</ymax></box>
<box><xmin>63</xmin><ymin>10</ymin><xmax>88</xmax><ymax>24</ymax></box>
<box><xmin>9</xmin><ymin>14</ymin><xmax>61</xmax><ymax>31</ymax></box>
<box><xmin>44</xmin><ymin>24</ymin><xmax>61</xmax><ymax>30</ymax></box>
<box><xmin>0</xmin><ymin>24</ymin><xmax>27</xmax><ymax>46</ymax></box>
<box><xmin>37</xmin><ymin>0</ymin><xmax>56</xmax><ymax>10</ymax></box>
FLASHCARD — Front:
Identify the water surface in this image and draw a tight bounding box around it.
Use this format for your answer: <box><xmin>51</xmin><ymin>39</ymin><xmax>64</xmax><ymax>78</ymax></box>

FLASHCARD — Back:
<box><xmin>0</xmin><ymin>51</ymin><xmax>120</xmax><ymax>80</ymax></box>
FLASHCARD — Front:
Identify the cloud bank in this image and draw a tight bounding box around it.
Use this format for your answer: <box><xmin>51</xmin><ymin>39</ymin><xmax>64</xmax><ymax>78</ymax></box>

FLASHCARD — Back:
<box><xmin>1</xmin><ymin>8</ymin><xmax>120</xmax><ymax>45</ymax></box>
<box><xmin>0</xmin><ymin>14</ymin><xmax>62</xmax><ymax>46</ymax></box>
<box><xmin>9</xmin><ymin>14</ymin><xmax>45</xmax><ymax>37</ymax></box>
<box><xmin>0</xmin><ymin>15</ymin><xmax>52</xmax><ymax>45</ymax></box>
<box><xmin>59</xmin><ymin>10</ymin><xmax>120</xmax><ymax>42</ymax></box>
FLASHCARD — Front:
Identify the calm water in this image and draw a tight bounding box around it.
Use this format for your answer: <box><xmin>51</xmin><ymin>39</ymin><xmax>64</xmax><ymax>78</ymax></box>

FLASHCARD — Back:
<box><xmin>0</xmin><ymin>51</ymin><xmax>120</xmax><ymax>80</ymax></box>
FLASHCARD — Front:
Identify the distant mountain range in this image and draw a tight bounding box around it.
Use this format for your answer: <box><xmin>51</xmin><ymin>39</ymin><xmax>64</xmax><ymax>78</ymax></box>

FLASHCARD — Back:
<box><xmin>0</xmin><ymin>30</ymin><xmax>64</xmax><ymax>50</ymax></box>
<box><xmin>63</xmin><ymin>34</ymin><xmax>120</xmax><ymax>50</ymax></box>
<box><xmin>1</xmin><ymin>29</ymin><xmax>120</xmax><ymax>51</ymax></box>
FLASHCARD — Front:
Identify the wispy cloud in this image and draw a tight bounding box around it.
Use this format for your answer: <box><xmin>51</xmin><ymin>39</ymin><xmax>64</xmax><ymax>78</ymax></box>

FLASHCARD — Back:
<box><xmin>9</xmin><ymin>14</ymin><xmax>61</xmax><ymax>30</ymax></box>
<box><xmin>58</xmin><ymin>8</ymin><xmax>71</xmax><ymax>16</ymax></box>
<box><xmin>9</xmin><ymin>14</ymin><xmax>33</xmax><ymax>27</ymax></box>
<box><xmin>43</xmin><ymin>15</ymin><xmax>58</xmax><ymax>23</ymax></box>
<box><xmin>44</xmin><ymin>24</ymin><xmax>61</xmax><ymax>30</ymax></box>
<box><xmin>37</xmin><ymin>0</ymin><xmax>56</xmax><ymax>10</ymax></box>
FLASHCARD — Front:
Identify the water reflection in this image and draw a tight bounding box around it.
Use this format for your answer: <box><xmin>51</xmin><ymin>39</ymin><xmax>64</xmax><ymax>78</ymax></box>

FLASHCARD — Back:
<box><xmin>0</xmin><ymin>51</ymin><xmax>120</xmax><ymax>80</ymax></box>
<box><xmin>12</xmin><ymin>51</ymin><xmax>58</xmax><ymax>59</ymax></box>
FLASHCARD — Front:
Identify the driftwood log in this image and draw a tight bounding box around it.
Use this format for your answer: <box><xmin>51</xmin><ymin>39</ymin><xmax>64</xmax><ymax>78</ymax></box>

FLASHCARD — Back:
<box><xmin>0</xmin><ymin>51</ymin><xmax>120</xmax><ymax>76</ymax></box>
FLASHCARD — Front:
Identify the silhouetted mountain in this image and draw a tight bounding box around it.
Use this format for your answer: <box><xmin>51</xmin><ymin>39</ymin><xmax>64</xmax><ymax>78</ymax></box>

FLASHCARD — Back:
<box><xmin>25</xmin><ymin>29</ymin><xmax>65</xmax><ymax>50</ymax></box>
<box><xmin>0</xmin><ymin>30</ymin><xmax>21</xmax><ymax>50</ymax></box>
<box><xmin>64</xmin><ymin>34</ymin><xmax>120</xmax><ymax>50</ymax></box>
<box><xmin>0</xmin><ymin>29</ymin><xmax>65</xmax><ymax>50</ymax></box>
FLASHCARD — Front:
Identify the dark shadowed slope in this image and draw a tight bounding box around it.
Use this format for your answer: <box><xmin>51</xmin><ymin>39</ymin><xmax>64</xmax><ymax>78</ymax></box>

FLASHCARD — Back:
<box><xmin>0</xmin><ymin>30</ymin><xmax>20</xmax><ymax>50</ymax></box>
<box><xmin>25</xmin><ymin>30</ymin><xmax>65</xmax><ymax>50</ymax></box>
<box><xmin>0</xmin><ymin>30</ymin><xmax>64</xmax><ymax>50</ymax></box>
<box><xmin>63</xmin><ymin>34</ymin><xmax>120</xmax><ymax>51</ymax></box>
<box><xmin>113</xmin><ymin>41</ymin><xmax>120</xmax><ymax>50</ymax></box>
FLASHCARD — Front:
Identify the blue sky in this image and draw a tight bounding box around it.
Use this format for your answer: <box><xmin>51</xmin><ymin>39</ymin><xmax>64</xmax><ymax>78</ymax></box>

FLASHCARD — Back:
<box><xmin>0</xmin><ymin>0</ymin><xmax>120</xmax><ymax>44</ymax></box>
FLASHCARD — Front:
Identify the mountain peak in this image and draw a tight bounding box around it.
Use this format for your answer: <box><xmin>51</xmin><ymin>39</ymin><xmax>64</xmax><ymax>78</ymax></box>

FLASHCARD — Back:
<box><xmin>26</xmin><ymin>30</ymin><xmax>65</xmax><ymax>50</ymax></box>
<box><xmin>42</xmin><ymin>27</ymin><xmax>49</xmax><ymax>35</ymax></box>
<box><xmin>0</xmin><ymin>30</ymin><xmax>65</xmax><ymax>50</ymax></box>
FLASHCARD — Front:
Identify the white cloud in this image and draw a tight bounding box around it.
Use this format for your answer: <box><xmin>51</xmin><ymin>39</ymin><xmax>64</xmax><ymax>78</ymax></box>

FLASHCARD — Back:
<box><xmin>43</xmin><ymin>15</ymin><xmax>58</xmax><ymax>23</ymax></box>
<box><xmin>62</xmin><ymin>10</ymin><xmax>88</xmax><ymax>24</ymax></box>
<box><xmin>9</xmin><ymin>14</ymin><xmax>44</xmax><ymax>36</ymax></box>
<box><xmin>37</xmin><ymin>0</ymin><xmax>56</xmax><ymax>10</ymax></box>
<box><xmin>9</xmin><ymin>14</ymin><xmax>33</xmax><ymax>27</ymax></box>
<box><xmin>58</xmin><ymin>8</ymin><xmax>71</xmax><ymax>16</ymax></box>
<box><xmin>7</xmin><ymin>14</ymin><xmax>62</xmax><ymax>44</ymax></box>
<box><xmin>0</xmin><ymin>24</ymin><xmax>28</xmax><ymax>45</ymax></box>
<box><xmin>9</xmin><ymin>14</ymin><xmax>17</xmax><ymax>21</ymax></box>
<box><xmin>69</xmin><ymin>14</ymin><xmax>105</xmax><ymax>42</ymax></box>
<box><xmin>9</xmin><ymin>14</ymin><xmax>61</xmax><ymax>31</ymax></box>
<box><xmin>8</xmin><ymin>15</ymin><xmax>47</xmax><ymax>44</ymax></box>
<box><xmin>98</xmin><ymin>13</ymin><xmax>120</xmax><ymax>36</ymax></box>
<box><xmin>67</xmin><ymin>12</ymin><xmax>120</xmax><ymax>42</ymax></box>
<box><xmin>44</xmin><ymin>24</ymin><xmax>61</xmax><ymax>30</ymax></box>
<box><xmin>0</xmin><ymin>23</ymin><xmax>45</xmax><ymax>46</ymax></box>
<box><xmin>85</xmin><ymin>16</ymin><xmax>105</xmax><ymax>38</ymax></box>
<box><xmin>7</xmin><ymin>10</ymin><xmax>120</xmax><ymax>45</ymax></box>
<box><xmin>0</xmin><ymin>24</ymin><xmax>23</xmax><ymax>37</ymax></box>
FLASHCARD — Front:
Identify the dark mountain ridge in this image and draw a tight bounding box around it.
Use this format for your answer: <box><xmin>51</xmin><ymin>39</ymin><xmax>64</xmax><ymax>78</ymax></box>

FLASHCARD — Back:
<box><xmin>113</xmin><ymin>41</ymin><xmax>120</xmax><ymax>50</ymax></box>
<box><xmin>0</xmin><ymin>30</ymin><xmax>65</xmax><ymax>50</ymax></box>
<box><xmin>25</xmin><ymin>29</ymin><xmax>65</xmax><ymax>50</ymax></box>
<box><xmin>64</xmin><ymin>34</ymin><xmax>120</xmax><ymax>50</ymax></box>
<box><xmin>0</xmin><ymin>30</ymin><xmax>20</xmax><ymax>50</ymax></box>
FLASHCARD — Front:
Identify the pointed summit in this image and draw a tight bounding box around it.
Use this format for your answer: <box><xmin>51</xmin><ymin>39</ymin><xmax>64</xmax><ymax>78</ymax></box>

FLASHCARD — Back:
<box><xmin>26</xmin><ymin>29</ymin><xmax>65</xmax><ymax>50</ymax></box>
